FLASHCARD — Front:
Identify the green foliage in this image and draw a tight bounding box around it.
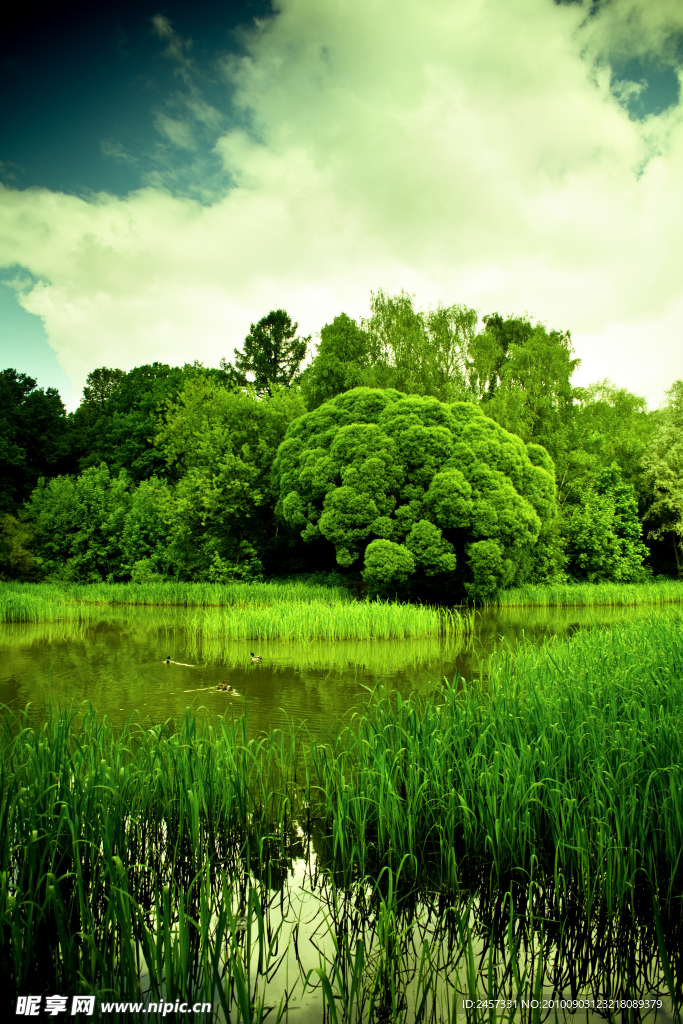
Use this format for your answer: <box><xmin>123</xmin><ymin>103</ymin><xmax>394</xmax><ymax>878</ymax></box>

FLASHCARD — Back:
<box><xmin>560</xmin><ymin>379</ymin><xmax>655</xmax><ymax>504</ymax></box>
<box><xmin>9</xmin><ymin>291</ymin><xmax>677</xmax><ymax>596</ymax></box>
<box><xmin>360</xmin><ymin>289</ymin><xmax>479</xmax><ymax>401</ymax></box>
<box><xmin>564</xmin><ymin>463</ymin><xmax>649</xmax><ymax>583</ymax></box>
<box><xmin>405</xmin><ymin>519</ymin><xmax>457</xmax><ymax>575</ymax></box>
<box><xmin>25</xmin><ymin>464</ymin><xmax>133</xmax><ymax>582</ymax></box>
<box><xmin>299</xmin><ymin>292</ymin><xmax>479</xmax><ymax>409</ymax></box>
<box><xmin>300</xmin><ymin>313</ymin><xmax>371</xmax><ymax>409</ymax></box>
<box><xmin>226</xmin><ymin>309</ymin><xmax>309</xmax><ymax>394</ymax></box>
<box><xmin>472</xmin><ymin>313</ymin><xmax>578</xmax><ymax>469</ymax></box>
<box><xmin>120</xmin><ymin>476</ymin><xmax>174</xmax><ymax>577</ymax></box>
<box><xmin>642</xmin><ymin>380</ymin><xmax>683</xmax><ymax>578</ymax></box>
<box><xmin>26</xmin><ymin>378</ymin><xmax>307</xmax><ymax>583</ymax></box>
<box><xmin>0</xmin><ymin>514</ymin><xmax>41</xmax><ymax>580</ymax></box>
<box><xmin>157</xmin><ymin>377</ymin><xmax>306</xmax><ymax>580</ymax></box>
<box><xmin>72</xmin><ymin>361</ymin><xmax>220</xmax><ymax>482</ymax></box>
<box><xmin>362</xmin><ymin>539</ymin><xmax>416</xmax><ymax>598</ymax></box>
<box><xmin>274</xmin><ymin>386</ymin><xmax>558</xmax><ymax>599</ymax></box>
<box><xmin>0</xmin><ymin>368</ymin><xmax>73</xmax><ymax>511</ymax></box>
<box><xmin>81</xmin><ymin>366</ymin><xmax>126</xmax><ymax>407</ymax></box>
<box><xmin>465</xmin><ymin>539</ymin><xmax>514</xmax><ymax>601</ymax></box>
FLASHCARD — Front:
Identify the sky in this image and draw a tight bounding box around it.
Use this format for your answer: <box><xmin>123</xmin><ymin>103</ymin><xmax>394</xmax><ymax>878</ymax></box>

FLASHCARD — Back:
<box><xmin>1</xmin><ymin>0</ymin><xmax>682</xmax><ymax>411</ymax></box>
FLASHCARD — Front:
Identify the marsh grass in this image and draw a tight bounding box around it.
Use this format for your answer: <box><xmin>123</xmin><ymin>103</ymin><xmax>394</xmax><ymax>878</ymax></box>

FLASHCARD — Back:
<box><xmin>497</xmin><ymin>579</ymin><xmax>683</xmax><ymax>607</ymax></box>
<box><xmin>0</xmin><ymin>583</ymin><xmax>471</xmax><ymax>642</ymax></box>
<box><xmin>310</xmin><ymin>613</ymin><xmax>683</xmax><ymax>923</ymax></box>
<box><xmin>183</xmin><ymin>601</ymin><xmax>470</xmax><ymax>644</ymax></box>
<box><xmin>0</xmin><ymin>579</ymin><xmax>352</xmax><ymax>615</ymax></box>
<box><xmin>3</xmin><ymin>613</ymin><xmax>683</xmax><ymax>1018</ymax></box>
<box><xmin>0</xmin><ymin>702</ymin><xmax>307</xmax><ymax>1016</ymax></box>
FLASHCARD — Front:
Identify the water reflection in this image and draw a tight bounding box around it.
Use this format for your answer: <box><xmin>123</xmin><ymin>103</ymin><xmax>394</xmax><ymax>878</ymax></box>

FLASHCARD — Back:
<box><xmin>0</xmin><ymin>602</ymin><xmax>679</xmax><ymax>737</ymax></box>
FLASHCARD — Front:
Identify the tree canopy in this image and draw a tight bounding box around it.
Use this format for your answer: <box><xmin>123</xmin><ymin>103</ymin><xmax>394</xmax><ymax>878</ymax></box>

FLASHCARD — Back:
<box><xmin>273</xmin><ymin>386</ymin><xmax>559</xmax><ymax>599</ymax></box>
<box><xmin>2</xmin><ymin>288</ymin><xmax>677</xmax><ymax>589</ymax></box>
<box><xmin>226</xmin><ymin>309</ymin><xmax>309</xmax><ymax>394</ymax></box>
<box><xmin>300</xmin><ymin>313</ymin><xmax>371</xmax><ymax>410</ymax></box>
<box><xmin>642</xmin><ymin>381</ymin><xmax>683</xmax><ymax>578</ymax></box>
<box><xmin>27</xmin><ymin>379</ymin><xmax>306</xmax><ymax>583</ymax></box>
<box><xmin>72</xmin><ymin>361</ymin><xmax>228</xmax><ymax>482</ymax></box>
<box><xmin>0</xmin><ymin>368</ymin><xmax>73</xmax><ymax>512</ymax></box>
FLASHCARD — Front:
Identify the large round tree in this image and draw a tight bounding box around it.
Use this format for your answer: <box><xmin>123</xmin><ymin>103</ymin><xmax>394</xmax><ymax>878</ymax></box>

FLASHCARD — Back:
<box><xmin>273</xmin><ymin>387</ymin><xmax>559</xmax><ymax>599</ymax></box>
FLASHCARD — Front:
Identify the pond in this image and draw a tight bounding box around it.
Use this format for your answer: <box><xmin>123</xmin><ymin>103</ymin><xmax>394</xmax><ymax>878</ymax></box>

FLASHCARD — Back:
<box><xmin>3</xmin><ymin>600</ymin><xmax>681</xmax><ymax>1020</ymax></box>
<box><xmin>0</xmin><ymin>601</ymin><xmax>677</xmax><ymax>736</ymax></box>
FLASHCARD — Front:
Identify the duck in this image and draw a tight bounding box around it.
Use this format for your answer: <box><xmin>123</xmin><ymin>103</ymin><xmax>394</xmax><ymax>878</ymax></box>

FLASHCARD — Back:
<box><xmin>250</xmin><ymin>652</ymin><xmax>262</xmax><ymax>663</ymax></box>
<box><xmin>217</xmin><ymin>681</ymin><xmax>240</xmax><ymax>695</ymax></box>
<box><xmin>164</xmin><ymin>656</ymin><xmax>172</xmax><ymax>664</ymax></box>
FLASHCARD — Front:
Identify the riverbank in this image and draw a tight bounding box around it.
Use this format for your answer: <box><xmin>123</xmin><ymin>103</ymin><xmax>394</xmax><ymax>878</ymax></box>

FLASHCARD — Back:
<box><xmin>2</xmin><ymin>613</ymin><xmax>682</xmax><ymax>1019</ymax></box>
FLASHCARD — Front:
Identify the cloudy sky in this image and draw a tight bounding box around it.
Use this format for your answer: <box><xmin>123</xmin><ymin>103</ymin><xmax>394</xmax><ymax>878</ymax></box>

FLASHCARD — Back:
<box><xmin>1</xmin><ymin>0</ymin><xmax>682</xmax><ymax>409</ymax></box>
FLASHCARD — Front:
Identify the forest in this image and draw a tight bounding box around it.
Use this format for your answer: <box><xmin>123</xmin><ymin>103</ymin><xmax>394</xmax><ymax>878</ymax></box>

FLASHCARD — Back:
<box><xmin>1</xmin><ymin>289</ymin><xmax>681</xmax><ymax>600</ymax></box>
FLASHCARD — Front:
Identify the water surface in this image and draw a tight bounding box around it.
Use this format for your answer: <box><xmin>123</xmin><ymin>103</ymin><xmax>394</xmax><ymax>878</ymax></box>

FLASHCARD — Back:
<box><xmin>0</xmin><ymin>602</ymin><xmax>676</xmax><ymax>735</ymax></box>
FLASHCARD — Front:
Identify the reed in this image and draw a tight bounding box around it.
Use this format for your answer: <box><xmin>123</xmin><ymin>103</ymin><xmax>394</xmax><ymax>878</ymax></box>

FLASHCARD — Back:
<box><xmin>496</xmin><ymin>579</ymin><xmax>683</xmax><ymax>607</ymax></box>
<box><xmin>308</xmin><ymin>612</ymin><xmax>683</xmax><ymax>920</ymax></box>
<box><xmin>0</xmin><ymin>578</ymin><xmax>353</xmax><ymax>616</ymax></box>
<box><xmin>0</xmin><ymin>582</ymin><xmax>471</xmax><ymax>641</ymax></box>
<box><xmin>3</xmin><ymin>611</ymin><xmax>683</xmax><ymax>1017</ymax></box>
<box><xmin>183</xmin><ymin>601</ymin><xmax>470</xmax><ymax>643</ymax></box>
<box><xmin>0</xmin><ymin>702</ymin><xmax>305</xmax><ymax>1014</ymax></box>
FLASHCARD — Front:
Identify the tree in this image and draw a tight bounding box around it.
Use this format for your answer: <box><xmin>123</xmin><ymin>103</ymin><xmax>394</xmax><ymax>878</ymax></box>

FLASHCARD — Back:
<box><xmin>471</xmin><ymin>314</ymin><xmax>579</xmax><ymax>470</ymax></box>
<box><xmin>641</xmin><ymin>381</ymin><xmax>683</xmax><ymax>577</ymax></box>
<box><xmin>72</xmin><ymin>362</ymin><xmax>220</xmax><ymax>482</ymax></box>
<box><xmin>227</xmin><ymin>310</ymin><xmax>309</xmax><ymax>394</ymax></box>
<box><xmin>0</xmin><ymin>368</ymin><xmax>73</xmax><ymax>511</ymax></box>
<box><xmin>26</xmin><ymin>464</ymin><xmax>133</xmax><ymax>582</ymax></box>
<box><xmin>559</xmin><ymin>379</ymin><xmax>654</xmax><ymax>506</ymax></box>
<box><xmin>423</xmin><ymin>301</ymin><xmax>480</xmax><ymax>401</ymax></box>
<box><xmin>563</xmin><ymin>464</ymin><xmax>649</xmax><ymax>582</ymax></box>
<box><xmin>273</xmin><ymin>386</ymin><xmax>559</xmax><ymax>600</ymax></box>
<box><xmin>360</xmin><ymin>289</ymin><xmax>478</xmax><ymax>402</ymax></box>
<box><xmin>0</xmin><ymin>514</ymin><xmax>41</xmax><ymax>580</ymax></box>
<box><xmin>300</xmin><ymin>313</ymin><xmax>371</xmax><ymax>410</ymax></box>
<box><xmin>82</xmin><ymin>367</ymin><xmax>126</xmax><ymax>409</ymax></box>
<box><xmin>155</xmin><ymin>377</ymin><xmax>306</xmax><ymax>580</ymax></box>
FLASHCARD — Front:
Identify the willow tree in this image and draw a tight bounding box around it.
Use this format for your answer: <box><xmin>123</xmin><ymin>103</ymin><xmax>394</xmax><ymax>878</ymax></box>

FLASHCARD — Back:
<box><xmin>272</xmin><ymin>386</ymin><xmax>560</xmax><ymax>599</ymax></box>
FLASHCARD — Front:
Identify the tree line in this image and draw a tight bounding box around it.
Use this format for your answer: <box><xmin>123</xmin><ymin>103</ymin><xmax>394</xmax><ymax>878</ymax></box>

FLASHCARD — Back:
<box><xmin>1</xmin><ymin>293</ymin><xmax>681</xmax><ymax>598</ymax></box>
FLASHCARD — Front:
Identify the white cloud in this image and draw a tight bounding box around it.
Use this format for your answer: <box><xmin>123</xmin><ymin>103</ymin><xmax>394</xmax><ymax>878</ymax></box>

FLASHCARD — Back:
<box><xmin>579</xmin><ymin>0</ymin><xmax>683</xmax><ymax>65</ymax></box>
<box><xmin>100</xmin><ymin>139</ymin><xmax>139</xmax><ymax>164</ymax></box>
<box><xmin>1</xmin><ymin>0</ymin><xmax>682</xmax><ymax>407</ymax></box>
<box><xmin>154</xmin><ymin>112</ymin><xmax>197</xmax><ymax>150</ymax></box>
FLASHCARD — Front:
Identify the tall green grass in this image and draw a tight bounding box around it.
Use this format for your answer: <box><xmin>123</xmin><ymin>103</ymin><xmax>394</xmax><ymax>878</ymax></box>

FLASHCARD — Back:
<box><xmin>2</xmin><ymin>695</ymin><xmax>680</xmax><ymax>1019</ymax></box>
<box><xmin>497</xmin><ymin>579</ymin><xmax>683</xmax><ymax>607</ymax></box>
<box><xmin>0</xmin><ymin>704</ymin><xmax>303</xmax><ymax>1015</ymax></box>
<box><xmin>0</xmin><ymin>582</ymin><xmax>470</xmax><ymax>640</ymax></box>
<box><xmin>0</xmin><ymin>578</ymin><xmax>353</xmax><ymax>613</ymax></box>
<box><xmin>184</xmin><ymin>601</ymin><xmax>469</xmax><ymax>643</ymax></box>
<box><xmin>309</xmin><ymin>612</ymin><xmax>683</xmax><ymax>916</ymax></box>
<box><xmin>3</xmin><ymin>612</ymin><xmax>683</xmax><ymax>1017</ymax></box>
